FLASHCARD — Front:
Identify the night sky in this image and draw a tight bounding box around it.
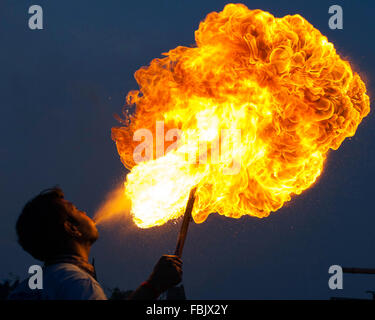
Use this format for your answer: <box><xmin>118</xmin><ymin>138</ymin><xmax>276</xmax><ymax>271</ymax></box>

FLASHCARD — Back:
<box><xmin>1</xmin><ymin>0</ymin><xmax>375</xmax><ymax>299</ymax></box>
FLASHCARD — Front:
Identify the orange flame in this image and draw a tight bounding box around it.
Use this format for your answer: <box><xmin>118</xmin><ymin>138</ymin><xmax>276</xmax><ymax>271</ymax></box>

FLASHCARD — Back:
<box><xmin>94</xmin><ymin>186</ymin><xmax>131</xmax><ymax>225</ymax></box>
<box><xmin>111</xmin><ymin>4</ymin><xmax>370</xmax><ymax>228</ymax></box>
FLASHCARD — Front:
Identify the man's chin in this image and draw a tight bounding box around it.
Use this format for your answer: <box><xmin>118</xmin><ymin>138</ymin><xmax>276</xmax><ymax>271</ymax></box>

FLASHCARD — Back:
<box><xmin>89</xmin><ymin>229</ymin><xmax>99</xmax><ymax>244</ymax></box>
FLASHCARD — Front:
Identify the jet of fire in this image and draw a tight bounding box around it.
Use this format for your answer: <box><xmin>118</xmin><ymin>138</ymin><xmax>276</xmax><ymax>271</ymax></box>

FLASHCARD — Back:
<box><xmin>111</xmin><ymin>4</ymin><xmax>370</xmax><ymax>228</ymax></box>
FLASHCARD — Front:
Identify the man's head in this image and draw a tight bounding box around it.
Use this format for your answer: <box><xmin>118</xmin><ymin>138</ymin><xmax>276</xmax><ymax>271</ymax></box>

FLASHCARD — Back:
<box><xmin>16</xmin><ymin>187</ymin><xmax>98</xmax><ymax>261</ymax></box>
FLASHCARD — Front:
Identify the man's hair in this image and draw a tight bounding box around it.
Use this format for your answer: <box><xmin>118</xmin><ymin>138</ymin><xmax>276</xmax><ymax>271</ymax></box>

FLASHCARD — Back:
<box><xmin>16</xmin><ymin>187</ymin><xmax>70</xmax><ymax>261</ymax></box>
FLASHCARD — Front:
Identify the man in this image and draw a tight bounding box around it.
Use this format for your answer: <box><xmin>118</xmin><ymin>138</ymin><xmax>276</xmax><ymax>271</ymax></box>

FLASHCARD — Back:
<box><xmin>8</xmin><ymin>187</ymin><xmax>182</xmax><ymax>300</ymax></box>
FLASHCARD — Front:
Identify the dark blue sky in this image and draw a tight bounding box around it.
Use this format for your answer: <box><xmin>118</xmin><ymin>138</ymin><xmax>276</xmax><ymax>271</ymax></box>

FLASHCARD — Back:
<box><xmin>1</xmin><ymin>0</ymin><xmax>374</xmax><ymax>299</ymax></box>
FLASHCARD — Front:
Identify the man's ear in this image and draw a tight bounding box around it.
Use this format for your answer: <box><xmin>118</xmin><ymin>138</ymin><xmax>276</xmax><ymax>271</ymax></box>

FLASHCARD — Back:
<box><xmin>63</xmin><ymin>220</ymin><xmax>82</xmax><ymax>238</ymax></box>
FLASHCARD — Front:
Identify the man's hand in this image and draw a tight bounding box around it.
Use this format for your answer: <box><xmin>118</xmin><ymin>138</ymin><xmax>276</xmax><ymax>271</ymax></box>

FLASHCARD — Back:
<box><xmin>128</xmin><ymin>255</ymin><xmax>183</xmax><ymax>300</ymax></box>
<box><xmin>148</xmin><ymin>255</ymin><xmax>183</xmax><ymax>294</ymax></box>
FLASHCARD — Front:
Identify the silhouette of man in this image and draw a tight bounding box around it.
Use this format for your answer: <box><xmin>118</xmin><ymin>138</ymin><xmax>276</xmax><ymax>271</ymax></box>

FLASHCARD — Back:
<box><xmin>8</xmin><ymin>187</ymin><xmax>182</xmax><ymax>300</ymax></box>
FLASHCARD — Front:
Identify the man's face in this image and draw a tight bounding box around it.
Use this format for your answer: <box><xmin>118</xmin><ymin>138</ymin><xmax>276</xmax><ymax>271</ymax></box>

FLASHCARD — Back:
<box><xmin>62</xmin><ymin>199</ymin><xmax>99</xmax><ymax>244</ymax></box>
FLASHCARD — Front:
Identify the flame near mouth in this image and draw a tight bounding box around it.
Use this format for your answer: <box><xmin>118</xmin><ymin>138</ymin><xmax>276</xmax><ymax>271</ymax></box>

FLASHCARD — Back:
<box><xmin>109</xmin><ymin>4</ymin><xmax>370</xmax><ymax>228</ymax></box>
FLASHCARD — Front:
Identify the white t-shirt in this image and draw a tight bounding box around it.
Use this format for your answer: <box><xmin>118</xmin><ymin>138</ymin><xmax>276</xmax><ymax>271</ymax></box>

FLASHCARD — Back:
<box><xmin>8</xmin><ymin>263</ymin><xmax>107</xmax><ymax>300</ymax></box>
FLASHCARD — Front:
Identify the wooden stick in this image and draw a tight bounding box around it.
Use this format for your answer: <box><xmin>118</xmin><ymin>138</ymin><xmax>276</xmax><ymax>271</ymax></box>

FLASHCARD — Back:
<box><xmin>174</xmin><ymin>187</ymin><xmax>197</xmax><ymax>257</ymax></box>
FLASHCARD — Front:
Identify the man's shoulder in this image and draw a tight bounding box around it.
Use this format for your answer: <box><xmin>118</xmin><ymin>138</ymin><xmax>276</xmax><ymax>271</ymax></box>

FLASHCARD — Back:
<box><xmin>44</xmin><ymin>263</ymin><xmax>107</xmax><ymax>300</ymax></box>
<box><xmin>45</xmin><ymin>263</ymin><xmax>93</xmax><ymax>282</ymax></box>
<box><xmin>9</xmin><ymin>263</ymin><xmax>107</xmax><ymax>300</ymax></box>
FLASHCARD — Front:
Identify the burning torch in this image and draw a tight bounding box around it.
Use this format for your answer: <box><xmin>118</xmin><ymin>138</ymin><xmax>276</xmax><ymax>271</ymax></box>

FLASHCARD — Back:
<box><xmin>174</xmin><ymin>187</ymin><xmax>197</xmax><ymax>257</ymax></box>
<box><xmin>167</xmin><ymin>187</ymin><xmax>197</xmax><ymax>300</ymax></box>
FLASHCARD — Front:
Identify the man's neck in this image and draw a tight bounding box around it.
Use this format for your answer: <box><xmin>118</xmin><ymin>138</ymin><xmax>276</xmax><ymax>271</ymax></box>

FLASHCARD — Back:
<box><xmin>44</xmin><ymin>246</ymin><xmax>96</xmax><ymax>279</ymax></box>
<box><xmin>71</xmin><ymin>242</ymin><xmax>91</xmax><ymax>262</ymax></box>
<box><xmin>54</xmin><ymin>242</ymin><xmax>91</xmax><ymax>263</ymax></box>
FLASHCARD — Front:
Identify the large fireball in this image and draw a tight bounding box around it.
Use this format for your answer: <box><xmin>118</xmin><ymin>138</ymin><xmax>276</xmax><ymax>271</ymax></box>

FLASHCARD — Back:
<box><xmin>111</xmin><ymin>4</ymin><xmax>370</xmax><ymax>228</ymax></box>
